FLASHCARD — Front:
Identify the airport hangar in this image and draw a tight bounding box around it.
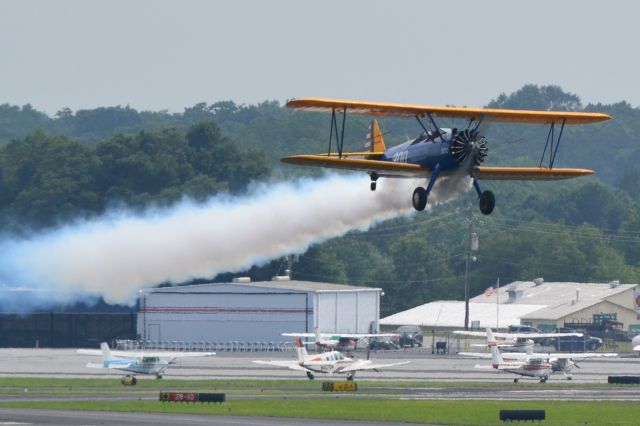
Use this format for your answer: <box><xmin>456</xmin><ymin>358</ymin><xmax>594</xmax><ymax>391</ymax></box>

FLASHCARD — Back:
<box><xmin>137</xmin><ymin>278</ymin><xmax>382</xmax><ymax>343</ymax></box>
<box><xmin>380</xmin><ymin>279</ymin><xmax>640</xmax><ymax>333</ymax></box>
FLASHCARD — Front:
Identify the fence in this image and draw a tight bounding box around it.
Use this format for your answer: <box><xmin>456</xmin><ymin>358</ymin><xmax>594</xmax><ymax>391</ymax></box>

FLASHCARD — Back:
<box><xmin>115</xmin><ymin>339</ymin><xmax>296</xmax><ymax>352</ymax></box>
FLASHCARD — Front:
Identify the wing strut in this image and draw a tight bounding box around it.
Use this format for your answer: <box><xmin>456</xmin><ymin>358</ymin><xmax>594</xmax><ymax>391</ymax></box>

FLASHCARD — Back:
<box><xmin>327</xmin><ymin>107</ymin><xmax>348</xmax><ymax>158</ymax></box>
<box><xmin>539</xmin><ymin>118</ymin><xmax>566</xmax><ymax>169</ymax></box>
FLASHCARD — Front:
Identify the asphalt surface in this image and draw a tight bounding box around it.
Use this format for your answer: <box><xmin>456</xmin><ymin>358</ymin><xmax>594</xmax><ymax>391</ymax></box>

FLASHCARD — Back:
<box><xmin>0</xmin><ymin>409</ymin><xmax>434</xmax><ymax>426</ymax></box>
<box><xmin>1</xmin><ymin>346</ymin><xmax>638</xmax><ymax>383</ymax></box>
<box><xmin>0</xmin><ymin>347</ymin><xmax>638</xmax><ymax>425</ymax></box>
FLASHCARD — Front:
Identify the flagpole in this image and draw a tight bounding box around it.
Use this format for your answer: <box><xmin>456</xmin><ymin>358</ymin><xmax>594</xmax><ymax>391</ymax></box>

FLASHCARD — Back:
<box><xmin>496</xmin><ymin>277</ymin><xmax>500</xmax><ymax>330</ymax></box>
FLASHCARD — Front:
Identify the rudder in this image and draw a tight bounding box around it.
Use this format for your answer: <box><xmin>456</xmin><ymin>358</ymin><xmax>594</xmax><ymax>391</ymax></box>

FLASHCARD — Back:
<box><xmin>363</xmin><ymin>119</ymin><xmax>386</xmax><ymax>152</ymax></box>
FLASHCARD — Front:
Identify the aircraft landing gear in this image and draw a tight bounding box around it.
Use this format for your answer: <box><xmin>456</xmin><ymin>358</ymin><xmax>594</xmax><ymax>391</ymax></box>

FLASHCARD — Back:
<box><xmin>412</xmin><ymin>187</ymin><xmax>427</xmax><ymax>211</ymax></box>
<box><xmin>539</xmin><ymin>376</ymin><xmax>548</xmax><ymax>383</ymax></box>
<box><xmin>156</xmin><ymin>374</ymin><xmax>163</xmax><ymax>379</ymax></box>
<box><xmin>347</xmin><ymin>373</ymin><xmax>355</xmax><ymax>381</ymax></box>
<box><xmin>412</xmin><ymin>164</ymin><xmax>441</xmax><ymax>212</ymax></box>
<box><xmin>306</xmin><ymin>371</ymin><xmax>315</xmax><ymax>380</ymax></box>
<box><xmin>370</xmin><ymin>173</ymin><xmax>379</xmax><ymax>191</ymax></box>
<box><xmin>473</xmin><ymin>177</ymin><xmax>495</xmax><ymax>215</ymax></box>
<box><xmin>479</xmin><ymin>190</ymin><xmax>495</xmax><ymax>215</ymax></box>
<box><xmin>513</xmin><ymin>378</ymin><xmax>519</xmax><ymax>384</ymax></box>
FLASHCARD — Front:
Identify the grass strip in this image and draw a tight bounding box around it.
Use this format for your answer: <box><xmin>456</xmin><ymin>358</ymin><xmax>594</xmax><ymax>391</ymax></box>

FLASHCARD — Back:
<box><xmin>0</xmin><ymin>399</ymin><xmax>637</xmax><ymax>425</ymax></box>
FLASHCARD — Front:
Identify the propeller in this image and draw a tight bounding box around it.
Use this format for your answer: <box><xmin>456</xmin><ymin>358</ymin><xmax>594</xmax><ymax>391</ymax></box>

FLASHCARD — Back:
<box><xmin>450</xmin><ymin>129</ymin><xmax>488</xmax><ymax>166</ymax></box>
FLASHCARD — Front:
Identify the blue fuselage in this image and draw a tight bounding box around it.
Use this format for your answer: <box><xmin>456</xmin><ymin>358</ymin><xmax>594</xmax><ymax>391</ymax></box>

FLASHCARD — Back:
<box><xmin>381</xmin><ymin>128</ymin><xmax>459</xmax><ymax>171</ymax></box>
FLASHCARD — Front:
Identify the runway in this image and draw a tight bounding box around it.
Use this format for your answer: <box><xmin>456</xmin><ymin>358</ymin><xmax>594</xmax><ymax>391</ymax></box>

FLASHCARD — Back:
<box><xmin>0</xmin><ymin>409</ymin><xmax>434</xmax><ymax>426</ymax></box>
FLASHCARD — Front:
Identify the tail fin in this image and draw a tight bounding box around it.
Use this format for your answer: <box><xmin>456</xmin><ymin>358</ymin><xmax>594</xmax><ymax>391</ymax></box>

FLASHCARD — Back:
<box><xmin>100</xmin><ymin>342</ymin><xmax>113</xmax><ymax>361</ymax></box>
<box><xmin>490</xmin><ymin>345</ymin><xmax>504</xmax><ymax>366</ymax></box>
<box><xmin>363</xmin><ymin>119</ymin><xmax>386</xmax><ymax>152</ymax></box>
<box><xmin>294</xmin><ymin>338</ymin><xmax>308</xmax><ymax>363</ymax></box>
<box><xmin>486</xmin><ymin>328</ymin><xmax>497</xmax><ymax>346</ymax></box>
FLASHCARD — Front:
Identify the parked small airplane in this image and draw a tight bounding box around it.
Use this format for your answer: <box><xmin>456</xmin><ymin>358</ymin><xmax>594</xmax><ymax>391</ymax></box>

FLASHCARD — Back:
<box><xmin>253</xmin><ymin>338</ymin><xmax>408</xmax><ymax>380</ymax></box>
<box><xmin>453</xmin><ymin>328</ymin><xmax>582</xmax><ymax>352</ymax></box>
<box><xmin>281</xmin><ymin>330</ymin><xmax>397</xmax><ymax>352</ymax></box>
<box><xmin>282</xmin><ymin>98</ymin><xmax>611</xmax><ymax>215</ymax></box>
<box><xmin>77</xmin><ymin>342</ymin><xmax>215</xmax><ymax>381</ymax></box>
<box><xmin>459</xmin><ymin>329</ymin><xmax>617</xmax><ymax>382</ymax></box>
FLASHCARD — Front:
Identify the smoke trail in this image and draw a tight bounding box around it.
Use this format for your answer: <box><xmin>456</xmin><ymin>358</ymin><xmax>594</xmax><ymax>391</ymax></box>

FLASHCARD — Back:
<box><xmin>0</xmin><ymin>172</ymin><xmax>471</xmax><ymax>306</ymax></box>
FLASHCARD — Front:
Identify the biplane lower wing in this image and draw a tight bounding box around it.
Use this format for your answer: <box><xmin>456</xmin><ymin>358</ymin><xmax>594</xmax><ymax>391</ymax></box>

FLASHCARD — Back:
<box><xmin>475</xmin><ymin>167</ymin><xmax>593</xmax><ymax>181</ymax></box>
<box><xmin>281</xmin><ymin>154</ymin><xmax>430</xmax><ymax>177</ymax></box>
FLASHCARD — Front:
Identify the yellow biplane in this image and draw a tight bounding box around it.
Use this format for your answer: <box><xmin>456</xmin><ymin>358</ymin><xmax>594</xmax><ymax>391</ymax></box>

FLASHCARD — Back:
<box><xmin>281</xmin><ymin>98</ymin><xmax>611</xmax><ymax>215</ymax></box>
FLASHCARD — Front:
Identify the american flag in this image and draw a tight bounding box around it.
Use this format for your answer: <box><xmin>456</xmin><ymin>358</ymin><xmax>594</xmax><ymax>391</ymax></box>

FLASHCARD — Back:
<box><xmin>484</xmin><ymin>282</ymin><xmax>498</xmax><ymax>296</ymax></box>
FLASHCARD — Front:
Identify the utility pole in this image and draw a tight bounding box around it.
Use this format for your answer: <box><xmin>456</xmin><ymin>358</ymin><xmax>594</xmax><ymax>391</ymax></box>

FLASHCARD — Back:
<box><xmin>464</xmin><ymin>206</ymin><xmax>478</xmax><ymax>330</ymax></box>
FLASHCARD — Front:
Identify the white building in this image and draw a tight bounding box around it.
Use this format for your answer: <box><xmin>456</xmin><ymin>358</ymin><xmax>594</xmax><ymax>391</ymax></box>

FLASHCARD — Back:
<box><xmin>137</xmin><ymin>278</ymin><xmax>382</xmax><ymax>343</ymax></box>
<box><xmin>380</xmin><ymin>280</ymin><xmax>640</xmax><ymax>333</ymax></box>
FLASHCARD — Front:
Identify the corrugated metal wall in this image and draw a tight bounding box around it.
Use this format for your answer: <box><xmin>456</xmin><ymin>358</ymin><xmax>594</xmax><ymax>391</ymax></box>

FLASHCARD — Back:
<box><xmin>138</xmin><ymin>285</ymin><xmax>380</xmax><ymax>342</ymax></box>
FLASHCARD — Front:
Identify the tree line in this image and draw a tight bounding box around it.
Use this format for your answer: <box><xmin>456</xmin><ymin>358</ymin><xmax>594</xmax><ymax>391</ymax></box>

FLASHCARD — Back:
<box><xmin>1</xmin><ymin>85</ymin><xmax>640</xmax><ymax>315</ymax></box>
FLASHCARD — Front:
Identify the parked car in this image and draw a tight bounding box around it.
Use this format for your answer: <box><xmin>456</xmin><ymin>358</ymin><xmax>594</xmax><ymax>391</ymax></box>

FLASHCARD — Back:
<box><xmin>552</xmin><ymin>327</ymin><xmax>603</xmax><ymax>352</ymax></box>
<box><xmin>368</xmin><ymin>337</ymin><xmax>399</xmax><ymax>350</ymax></box>
<box><xmin>395</xmin><ymin>325</ymin><xmax>423</xmax><ymax>348</ymax></box>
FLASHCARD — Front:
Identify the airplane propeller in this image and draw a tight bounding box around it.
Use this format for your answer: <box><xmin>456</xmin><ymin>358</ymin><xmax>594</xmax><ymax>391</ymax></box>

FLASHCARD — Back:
<box><xmin>450</xmin><ymin>129</ymin><xmax>488</xmax><ymax>166</ymax></box>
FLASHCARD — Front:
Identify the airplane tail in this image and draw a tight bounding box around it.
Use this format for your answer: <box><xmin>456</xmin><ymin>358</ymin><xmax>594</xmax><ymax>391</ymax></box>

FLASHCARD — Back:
<box><xmin>486</xmin><ymin>328</ymin><xmax>497</xmax><ymax>346</ymax></box>
<box><xmin>363</xmin><ymin>119</ymin><xmax>386</xmax><ymax>153</ymax></box>
<box><xmin>100</xmin><ymin>342</ymin><xmax>113</xmax><ymax>361</ymax></box>
<box><xmin>294</xmin><ymin>338</ymin><xmax>308</xmax><ymax>363</ymax></box>
<box><xmin>487</xmin><ymin>328</ymin><xmax>504</xmax><ymax>366</ymax></box>
<box><xmin>490</xmin><ymin>345</ymin><xmax>504</xmax><ymax>366</ymax></box>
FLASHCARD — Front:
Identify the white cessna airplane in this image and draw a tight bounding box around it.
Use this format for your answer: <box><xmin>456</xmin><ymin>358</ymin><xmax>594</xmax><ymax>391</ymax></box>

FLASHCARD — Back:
<box><xmin>281</xmin><ymin>330</ymin><xmax>398</xmax><ymax>352</ymax></box>
<box><xmin>459</xmin><ymin>329</ymin><xmax>617</xmax><ymax>382</ymax></box>
<box><xmin>77</xmin><ymin>342</ymin><xmax>215</xmax><ymax>380</ymax></box>
<box><xmin>453</xmin><ymin>328</ymin><xmax>582</xmax><ymax>352</ymax></box>
<box><xmin>253</xmin><ymin>338</ymin><xmax>408</xmax><ymax>380</ymax></box>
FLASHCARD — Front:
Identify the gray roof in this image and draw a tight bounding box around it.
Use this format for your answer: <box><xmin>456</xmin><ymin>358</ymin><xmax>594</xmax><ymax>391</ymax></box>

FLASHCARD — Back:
<box><xmin>147</xmin><ymin>280</ymin><xmax>380</xmax><ymax>293</ymax></box>
<box><xmin>471</xmin><ymin>280</ymin><xmax>637</xmax><ymax>320</ymax></box>
<box><xmin>380</xmin><ymin>300</ymin><xmax>545</xmax><ymax>329</ymax></box>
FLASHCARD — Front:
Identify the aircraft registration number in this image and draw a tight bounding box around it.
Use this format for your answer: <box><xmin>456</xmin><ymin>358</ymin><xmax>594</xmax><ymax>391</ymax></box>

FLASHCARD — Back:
<box><xmin>393</xmin><ymin>151</ymin><xmax>408</xmax><ymax>163</ymax></box>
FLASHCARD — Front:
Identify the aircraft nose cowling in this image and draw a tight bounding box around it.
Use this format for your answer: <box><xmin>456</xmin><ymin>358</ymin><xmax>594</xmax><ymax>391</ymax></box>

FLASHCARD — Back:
<box><xmin>450</xmin><ymin>129</ymin><xmax>488</xmax><ymax>166</ymax></box>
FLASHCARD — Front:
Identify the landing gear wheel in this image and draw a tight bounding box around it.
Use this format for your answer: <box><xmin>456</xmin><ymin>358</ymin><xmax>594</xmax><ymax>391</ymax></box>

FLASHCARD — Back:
<box><xmin>412</xmin><ymin>187</ymin><xmax>427</xmax><ymax>211</ymax></box>
<box><xmin>540</xmin><ymin>377</ymin><xmax>548</xmax><ymax>383</ymax></box>
<box><xmin>567</xmin><ymin>376</ymin><xmax>573</xmax><ymax>381</ymax></box>
<box><xmin>513</xmin><ymin>378</ymin><xmax>519</xmax><ymax>384</ymax></box>
<box><xmin>347</xmin><ymin>374</ymin><xmax>354</xmax><ymax>381</ymax></box>
<box><xmin>306</xmin><ymin>371</ymin><xmax>315</xmax><ymax>380</ymax></box>
<box><xmin>370</xmin><ymin>181</ymin><xmax>377</xmax><ymax>191</ymax></box>
<box><xmin>479</xmin><ymin>190</ymin><xmax>495</xmax><ymax>215</ymax></box>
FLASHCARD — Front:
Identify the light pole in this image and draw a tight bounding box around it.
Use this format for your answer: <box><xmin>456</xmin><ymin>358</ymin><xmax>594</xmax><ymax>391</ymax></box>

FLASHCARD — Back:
<box><xmin>464</xmin><ymin>207</ymin><xmax>478</xmax><ymax>330</ymax></box>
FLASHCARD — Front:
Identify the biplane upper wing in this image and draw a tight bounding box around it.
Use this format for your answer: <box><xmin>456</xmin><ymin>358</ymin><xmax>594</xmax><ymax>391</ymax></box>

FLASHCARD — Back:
<box><xmin>287</xmin><ymin>98</ymin><xmax>611</xmax><ymax>125</ymax></box>
<box><xmin>281</xmin><ymin>154</ymin><xmax>430</xmax><ymax>177</ymax></box>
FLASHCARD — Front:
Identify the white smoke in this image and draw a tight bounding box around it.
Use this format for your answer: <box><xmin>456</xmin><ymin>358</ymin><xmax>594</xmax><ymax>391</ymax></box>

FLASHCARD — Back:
<box><xmin>0</xmin><ymin>172</ymin><xmax>471</xmax><ymax>306</ymax></box>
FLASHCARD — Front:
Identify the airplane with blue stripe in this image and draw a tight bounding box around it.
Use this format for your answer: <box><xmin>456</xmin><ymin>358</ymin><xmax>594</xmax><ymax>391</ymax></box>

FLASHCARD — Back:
<box><xmin>77</xmin><ymin>342</ymin><xmax>215</xmax><ymax>381</ymax></box>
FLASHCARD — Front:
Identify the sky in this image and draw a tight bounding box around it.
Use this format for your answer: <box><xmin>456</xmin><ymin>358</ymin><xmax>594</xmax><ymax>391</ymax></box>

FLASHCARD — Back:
<box><xmin>0</xmin><ymin>0</ymin><xmax>638</xmax><ymax>115</ymax></box>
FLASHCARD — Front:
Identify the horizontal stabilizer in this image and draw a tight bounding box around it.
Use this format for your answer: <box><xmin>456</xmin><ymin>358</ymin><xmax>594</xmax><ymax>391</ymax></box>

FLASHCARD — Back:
<box><xmin>474</xmin><ymin>364</ymin><xmax>494</xmax><ymax>369</ymax></box>
<box><xmin>85</xmin><ymin>362</ymin><xmax>105</xmax><ymax>369</ymax></box>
